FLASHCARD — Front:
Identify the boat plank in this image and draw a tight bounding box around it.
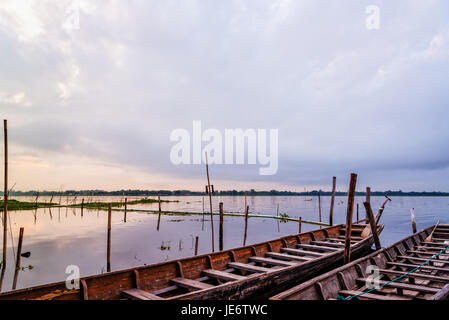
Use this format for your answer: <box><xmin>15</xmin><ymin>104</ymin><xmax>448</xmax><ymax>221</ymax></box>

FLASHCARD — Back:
<box><xmin>170</xmin><ymin>278</ymin><xmax>214</xmax><ymax>290</ymax></box>
<box><xmin>310</xmin><ymin>241</ymin><xmax>345</xmax><ymax>248</ymax></box>
<box><xmin>280</xmin><ymin>248</ymin><xmax>324</xmax><ymax>257</ymax></box>
<box><xmin>264</xmin><ymin>252</ymin><xmax>312</xmax><ymax>262</ymax></box>
<box><xmin>356</xmin><ymin>278</ymin><xmax>439</xmax><ymax>294</ymax></box>
<box><xmin>202</xmin><ymin>269</ymin><xmax>245</xmax><ymax>282</ymax></box>
<box><xmin>387</xmin><ymin>262</ymin><xmax>449</xmax><ymax>273</ymax></box>
<box><xmin>338</xmin><ymin>290</ymin><xmax>410</xmax><ymax>301</ymax></box>
<box><xmin>397</xmin><ymin>256</ymin><xmax>449</xmax><ymax>265</ymax></box>
<box><xmin>122</xmin><ymin>289</ymin><xmax>165</xmax><ymax>300</ymax></box>
<box><xmin>227</xmin><ymin>262</ymin><xmax>271</xmax><ymax>273</ymax></box>
<box><xmin>249</xmin><ymin>256</ymin><xmax>297</xmax><ymax>267</ymax></box>
<box><xmin>379</xmin><ymin>269</ymin><xmax>449</xmax><ymax>282</ymax></box>
<box><xmin>296</xmin><ymin>244</ymin><xmax>339</xmax><ymax>252</ymax></box>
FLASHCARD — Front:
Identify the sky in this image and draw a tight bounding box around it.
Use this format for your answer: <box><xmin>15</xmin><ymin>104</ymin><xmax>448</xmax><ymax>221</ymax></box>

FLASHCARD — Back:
<box><xmin>1</xmin><ymin>0</ymin><xmax>449</xmax><ymax>192</ymax></box>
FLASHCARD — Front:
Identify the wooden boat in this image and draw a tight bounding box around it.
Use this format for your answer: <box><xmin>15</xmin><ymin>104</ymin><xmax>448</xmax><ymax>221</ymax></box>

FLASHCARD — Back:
<box><xmin>270</xmin><ymin>224</ymin><xmax>449</xmax><ymax>300</ymax></box>
<box><xmin>0</xmin><ymin>223</ymin><xmax>383</xmax><ymax>300</ymax></box>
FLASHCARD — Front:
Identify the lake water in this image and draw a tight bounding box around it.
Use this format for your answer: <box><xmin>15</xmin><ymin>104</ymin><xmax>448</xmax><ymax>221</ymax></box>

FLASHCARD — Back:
<box><xmin>0</xmin><ymin>195</ymin><xmax>448</xmax><ymax>293</ymax></box>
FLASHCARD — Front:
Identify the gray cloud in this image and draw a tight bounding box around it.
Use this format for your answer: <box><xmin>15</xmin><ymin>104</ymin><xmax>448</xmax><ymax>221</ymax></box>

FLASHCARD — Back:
<box><xmin>1</xmin><ymin>0</ymin><xmax>449</xmax><ymax>191</ymax></box>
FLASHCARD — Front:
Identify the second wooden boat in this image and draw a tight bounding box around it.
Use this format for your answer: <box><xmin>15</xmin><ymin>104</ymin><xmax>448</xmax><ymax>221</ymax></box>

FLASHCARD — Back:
<box><xmin>270</xmin><ymin>224</ymin><xmax>449</xmax><ymax>300</ymax></box>
<box><xmin>0</xmin><ymin>223</ymin><xmax>383</xmax><ymax>300</ymax></box>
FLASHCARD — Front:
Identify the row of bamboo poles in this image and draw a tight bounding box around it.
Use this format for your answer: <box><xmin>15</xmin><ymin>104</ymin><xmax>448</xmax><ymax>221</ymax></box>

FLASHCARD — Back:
<box><xmin>1</xmin><ymin>118</ymin><xmax>388</xmax><ymax>283</ymax></box>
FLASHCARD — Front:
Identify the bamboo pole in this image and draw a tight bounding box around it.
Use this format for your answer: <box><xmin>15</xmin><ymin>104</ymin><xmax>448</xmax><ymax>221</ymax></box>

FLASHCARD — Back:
<box><xmin>318</xmin><ymin>191</ymin><xmax>322</xmax><ymax>228</ymax></box>
<box><xmin>363</xmin><ymin>202</ymin><xmax>381</xmax><ymax>251</ymax></box>
<box><xmin>410</xmin><ymin>208</ymin><xmax>417</xmax><ymax>234</ymax></box>
<box><xmin>243</xmin><ymin>205</ymin><xmax>249</xmax><ymax>246</ymax></box>
<box><xmin>344</xmin><ymin>173</ymin><xmax>357</xmax><ymax>264</ymax></box>
<box><xmin>356</xmin><ymin>203</ymin><xmax>359</xmax><ymax>222</ymax></box>
<box><xmin>81</xmin><ymin>198</ymin><xmax>84</xmax><ymax>217</ymax></box>
<box><xmin>157</xmin><ymin>193</ymin><xmax>161</xmax><ymax>231</ymax></box>
<box><xmin>2</xmin><ymin>120</ymin><xmax>7</xmax><ymax>266</ymax></box>
<box><xmin>194</xmin><ymin>236</ymin><xmax>199</xmax><ymax>256</ymax></box>
<box><xmin>124</xmin><ymin>198</ymin><xmax>127</xmax><ymax>223</ymax></box>
<box><xmin>365</xmin><ymin>187</ymin><xmax>371</xmax><ymax>223</ymax></box>
<box><xmin>298</xmin><ymin>217</ymin><xmax>302</xmax><ymax>233</ymax></box>
<box><xmin>0</xmin><ymin>262</ymin><xmax>5</xmax><ymax>291</ymax></box>
<box><xmin>107</xmin><ymin>204</ymin><xmax>111</xmax><ymax>272</ymax></box>
<box><xmin>12</xmin><ymin>227</ymin><xmax>24</xmax><ymax>290</ymax></box>
<box><xmin>329</xmin><ymin>176</ymin><xmax>336</xmax><ymax>226</ymax></box>
<box><xmin>219</xmin><ymin>202</ymin><xmax>224</xmax><ymax>251</ymax></box>
<box><xmin>205</xmin><ymin>153</ymin><xmax>215</xmax><ymax>252</ymax></box>
<box><xmin>201</xmin><ymin>196</ymin><xmax>205</xmax><ymax>231</ymax></box>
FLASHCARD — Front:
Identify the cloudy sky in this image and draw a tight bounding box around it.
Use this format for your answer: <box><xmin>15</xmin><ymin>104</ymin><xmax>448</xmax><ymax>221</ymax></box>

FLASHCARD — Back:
<box><xmin>1</xmin><ymin>0</ymin><xmax>449</xmax><ymax>192</ymax></box>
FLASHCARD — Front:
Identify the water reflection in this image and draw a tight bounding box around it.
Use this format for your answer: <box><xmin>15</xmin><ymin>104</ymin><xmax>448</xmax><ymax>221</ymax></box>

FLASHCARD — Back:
<box><xmin>0</xmin><ymin>195</ymin><xmax>448</xmax><ymax>292</ymax></box>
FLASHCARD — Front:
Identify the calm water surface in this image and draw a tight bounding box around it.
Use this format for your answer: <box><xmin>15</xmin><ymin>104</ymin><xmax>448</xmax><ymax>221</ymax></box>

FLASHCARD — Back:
<box><xmin>1</xmin><ymin>195</ymin><xmax>448</xmax><ymax>292</ymax></box>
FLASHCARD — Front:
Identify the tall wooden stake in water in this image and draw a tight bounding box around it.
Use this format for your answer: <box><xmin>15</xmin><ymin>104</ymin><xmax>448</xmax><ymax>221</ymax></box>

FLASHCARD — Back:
<box><xmin>81</xmin><ymin>198</ymin><xmax>84</xmax><ymax>217</ymax></box>
<box><xmin>194</xmin><ymin>236</ymin><xmax>199</xmax><ymax>256</ymax></box>
<box><xmin>318</xmin><ymin>191</ymin><xmax>322</xmax><ymax>228</ymax></box>
<box><xmin>205</xmin><ymin>153</ymin><xmax>215</xmax><ymax>252</ymax></box>
<box><xmin>107</xmin><ymin>204</ymin><xmax>112</xmax><ymax>272</ymax></box>
<box><xmin>356</xmin><ymin>203</ymin><xmax>359</xmax><ymax>222</ymax></box>
<box><xmin>344</xmin><ymin>173</ymin><xmax>357</xmax><ymax>264</ymax></box>
<box><xmin>2</xmin><ymin>120</ymin><xmax>7</xmax><ymax>266</ymax></box>
<box><xmin>157</xmin><ymin>193</ymin><xmax>161</xmax><ymax>231</ymax></box>
<box><xmin>219</xmin><ymin>202</ymin><xmax>224</xmax><ymax>251</ymax></box>
<box><xmin>124</xmin><ymin>198</ymin><xmax>127</xmax><ymax>223</ymax></box>
<box><xmin>243</xmin><ymin>205</ymin><xmax>249</xmax><ymax>246</ymax></box>
<box><xmin>12</xmin><ymin>227</ymin><xmax>24</xmax><ymax>290</ymax></box>
<box><xmin>298</xmin><ymin>217</ymin><xmax>302</xmax><ymax>233</ymax></box>
<box><xmin>365</xmin><ymin>187</ymin><xmax>371</xmax><ymax>223</ymax></box>
<box><xmin>363</xmin><ymin>202</ymin><xmax>381</xmax><ymax>251</ymax></box>
<box><xmin>410</xmin><ymin>208</ymin><xmax>417</xmax><ymax>234</ymax></box>
<box><xmin>329</xmin><ymin>176</ymin><xmax>336</xmax><ymax>226</ymax></box>
<box><xmin>201</xmin><ymin>196</ymin><xmax>205</xmax><ymax>231</ymax></box>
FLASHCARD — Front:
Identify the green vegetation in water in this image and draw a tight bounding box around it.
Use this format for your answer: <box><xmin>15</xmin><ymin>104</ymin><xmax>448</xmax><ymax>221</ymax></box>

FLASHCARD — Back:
<box><xmin>70</xmin><ymin>198</ymin><xmax>176</xmax><ymax>209</ymax></box>
<box><xmin>159</xmin><ymin>241</ymin><xmax>171</xmax><ymax>251</ymax></box>
<box><xmin>279</xmin><ymin>213</ymin><xmax>290</xmax><ymax>223</ymax></box>
<box><xmin>16</xmin><ymin>265</ymin><xmax>34</xmax><ymax>271</ymax></box>
<box><xmin>0</xmin><ymin>200</ymin><xmax>58</xmax><ymax>211</ymax></box>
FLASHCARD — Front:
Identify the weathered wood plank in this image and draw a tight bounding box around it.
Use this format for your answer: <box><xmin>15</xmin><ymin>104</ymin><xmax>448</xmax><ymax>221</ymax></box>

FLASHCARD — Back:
<box><xmin>387</xmin><ymin>262</ymin><xmax>449</xmax><ymax>273</ymax></box>
<box><xmin>249</xmin><ymin>256</ymin><xmax>297</xmax><ymax>267</ymax></box>
<box><xmin>415</xmin><ymin>245</ymin><xmax>449</xmax><ymax>251</ymax></box>
<box><xmin>202</xmin><ymin>269</ymin><xmax>245</xmax><ymax>282</ymax></box>
<box><xmin>355</xmin><ymin>278</ymin><xmax>439</xmax><ymax>294</ymax></box>
<box><xmin>420</xmin><ymin>241</ymin><xmax>449</xmax><ymax>247</ymax></box>
<box><xmin>264</xmin><ymin>252</ymin><xmax>312</xmax><ymax>262</ymax></box>
<box><xmin>122</xmin><ymin>289</ymin><xmax>164</xmax><ymax>300</ymax></box>
<box><xmin>227</xmin><ymin>262</ymin><xmax>271</xmax><ymax>273</ymax></box>
<box><xmin>406</xmin><ymin>250</ymin><xmax>449</xmax><ymax>256</ymax></box>
<box><xmin>310</xmin><ymin>241</ymin><xmax>345</xmax><ymax>248</ymax></box>
<box><xmin>397</xmin><ymin>256</ymin><xmax>449</xmax><ymax>265</ymax></box>
<box><xmin>378</xmin><ymin>269</ymin><xmax>449</xmax><ymax>283</ymax></box>
<box><xmin>280</xmin><ymin>248</ymin><xmax>325</xmax><ymax>257</ymax></box>
<box><xmin>430</xmin><ymin>284</ymin><xmax>449</xmax><ymax>300</ymax></box>
<box><xmin>338</xmin><ymin>290</ymin><xmax>410</xmax><ymax>301</ymax></box>
<box><xmin>296</xmin><ymin>243</ymin><xmax>339</xmax><ymax>252</ymax></box>
<box><xmin>170</xmin><ymin>278</ymin><xmax>214</xmax><ymax>290</ymax></box>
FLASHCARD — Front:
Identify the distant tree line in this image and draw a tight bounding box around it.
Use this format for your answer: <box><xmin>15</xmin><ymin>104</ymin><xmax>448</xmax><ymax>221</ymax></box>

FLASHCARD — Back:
<box><xmin>3</xmin><ymin>189</ymin><xmax>449</xmax><ymax>197</ymax></box>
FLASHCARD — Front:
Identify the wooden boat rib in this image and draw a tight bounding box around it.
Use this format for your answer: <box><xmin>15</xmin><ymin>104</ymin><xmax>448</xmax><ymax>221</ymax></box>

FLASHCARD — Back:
<box><xmin>270</xmin><ymin>224</ymin><xmax>449</xmax><ymax>301</ymax></box>
<box><xmin>0</xmin><ymin>223</ymin><xmax>383</xmax><ymax>300</ymax></box>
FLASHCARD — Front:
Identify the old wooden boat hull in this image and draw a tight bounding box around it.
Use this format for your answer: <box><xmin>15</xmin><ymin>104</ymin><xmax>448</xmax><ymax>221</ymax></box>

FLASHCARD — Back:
<box><xmin>0</xmin><ymin>223</ymin><xmax>382</xmax><ymax>300</ymax></box>
<box><xmin>270</xmin><ymin>224</ymin><xmax>449</xmax><ymax>300</ymax></box>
